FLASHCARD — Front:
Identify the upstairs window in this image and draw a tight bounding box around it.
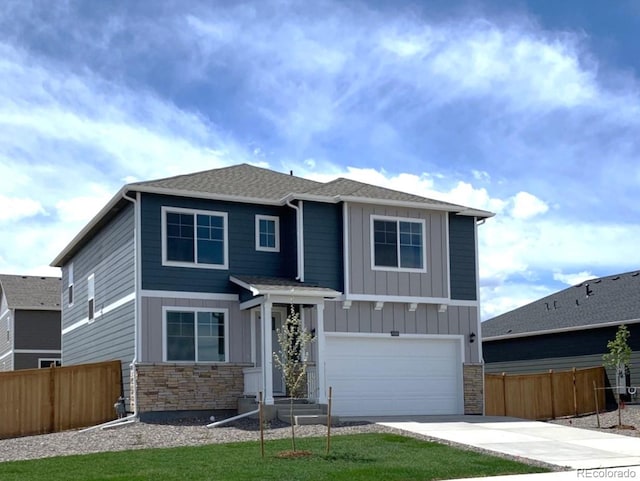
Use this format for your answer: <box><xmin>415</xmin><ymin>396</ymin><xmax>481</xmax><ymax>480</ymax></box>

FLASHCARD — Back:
<box><xmin>87</xmin><ymin>273</ymin><xmax>95</xmax><ymax>321</ymax></box>
<box><xmin>162</xmin><ymin>207</ymin><xmax>228</xmax><ymax>269</ymax></box>
<box><xmin>165</xmin><ymin>309</ymin><xmax>227</xmax><ymax>362</ymax></box>
<box><xmin>371</xmin><ymin>216</ymin><xmax>426</xmax><ymax>272</ymax></box>
<box><xmin>255</xmin><ymin>215</ymin><xmax>280</xmax><ymax>252</ymax></box>
<box><xmin>68</xmin><ymin>263</ymin><xmax>74</xmax><ymax>306</ymax></box>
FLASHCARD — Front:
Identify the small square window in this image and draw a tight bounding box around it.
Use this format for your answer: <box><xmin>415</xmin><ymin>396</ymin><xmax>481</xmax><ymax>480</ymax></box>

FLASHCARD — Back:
<box><xmin>255</xmin><ymin>215</ymin><xmax>280</xmax><ymax>252</ymax></box>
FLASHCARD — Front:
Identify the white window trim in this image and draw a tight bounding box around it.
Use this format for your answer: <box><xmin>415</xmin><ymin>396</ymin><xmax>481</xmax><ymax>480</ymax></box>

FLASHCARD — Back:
<box><xmin>370</xmin><ymin>215</ymin><xmax>427</xmax><ymax>273</ymax></box>
<box><xmin>38</xmin><ymin>358</ymin><xmax>62</xmax><ymax>368</ymax></box>
<box><xmin>161</xmin><ymin>206</ymin><xmax>229</xmax><ymax>270</ymax></box>
<box><xmin>255</xmin><ymin>215</ymin><xmax>280</xmax><ymax>252</ymax></box>
<box><xmin>68</xmin><ymin>263</ymin><xmax>74</xmax><ymax>307</ymax></box>
<box><xmin>87</xmin><ymin>273</ymin><xmax>95</xmax><ymax>323</ymax></box>
<box><xmin>162</xmin><ymin>306</ymin><xmax>230</xmax><ymax>363</ymax></box>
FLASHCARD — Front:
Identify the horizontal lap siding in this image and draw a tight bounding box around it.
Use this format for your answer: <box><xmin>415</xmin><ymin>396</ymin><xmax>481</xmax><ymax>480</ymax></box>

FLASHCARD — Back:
<box><xmin>14</xmin><ymin>310</ymin><xmax>61</xmax><ymax>350</ymax></box>
<box><xmin>14</xmin><ymin>352</ymin><xmax>61</xmax><ymax>370</ymax></box>
<box><xmin>484</xmin><ymin>324</ymin><xmax>640</xmax><ymax>391</ymax></box>
<box><xmin>347</xmin><ymin>203</ymin><xmax>448</xmax><ymax>298</ymax></box>
<box><xmin>0</xmin><ymin>300</ymin><xmax>11</xmax><ymax>363</ymax></box>
<box><xmin>140</xmin><ymin>296</ymin><xmax>250</xmax><ymax>364</ymax></box>
<box><xmin>319</xmin><ymin>301</ymin><xmax>479</xmax><ymax>363</ymax></box>
<box><xmin>141</xmin><ymin>194</ymin><xmax>297</xmax><ymax>292</ymax></box>
<box><xmin>61</xmin><ymin>204</ymin><xmax>135</xmax><ymax>396</ymax></box>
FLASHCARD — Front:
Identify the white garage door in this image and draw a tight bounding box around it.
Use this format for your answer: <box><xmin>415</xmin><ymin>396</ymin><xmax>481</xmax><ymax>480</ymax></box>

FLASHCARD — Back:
<box><xmin>324</xmin><ymin>334</ymin><xmax>463</xmax><ymax>416</ymax></box>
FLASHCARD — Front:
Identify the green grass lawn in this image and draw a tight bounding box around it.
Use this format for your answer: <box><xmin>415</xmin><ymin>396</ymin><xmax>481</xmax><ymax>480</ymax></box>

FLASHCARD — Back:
<box><xmin>0</xmin><ymin>433</ymin><xmax>549</xmax><ymax>481</ymax></box>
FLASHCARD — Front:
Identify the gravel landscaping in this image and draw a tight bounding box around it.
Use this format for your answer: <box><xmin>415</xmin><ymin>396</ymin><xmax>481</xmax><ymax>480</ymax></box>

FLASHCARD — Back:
<box><xmin>3</xmin><ymin>407</ymin><xmax>638</xmax><ymax>465</ymax></box>
<box><xmin>549</xmin><ymin>404</ymin><xmax>640</xmax><ymax>437</ymax></box>
<box><xmin>0</xmin><ymin>417</ymin><xmax>408</xmax><ymax>464</ymax></box>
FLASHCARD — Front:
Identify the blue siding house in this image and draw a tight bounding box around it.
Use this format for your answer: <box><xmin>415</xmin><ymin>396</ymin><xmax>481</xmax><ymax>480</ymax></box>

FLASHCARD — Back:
<box><xmin>52</xmin><ymin>164</ymin><xmax>493</xmax><ymax>418</ymax></box>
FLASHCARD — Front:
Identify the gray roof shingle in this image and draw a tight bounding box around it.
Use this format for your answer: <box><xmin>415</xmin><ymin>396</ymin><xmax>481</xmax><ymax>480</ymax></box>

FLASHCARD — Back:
<box><xmin>0</xmin><ymin>274</ymin><xmax>61</xmax><ymax>310</ymax></box>
<box><xmin>482</xmin><ymin>270</ymin><xmax>640</xmax><ymax>339</ymax></box>
<box><xmin>131</xmin><ymin>163</ymin><xmax>322</xmax><ymax>202</ymax></box>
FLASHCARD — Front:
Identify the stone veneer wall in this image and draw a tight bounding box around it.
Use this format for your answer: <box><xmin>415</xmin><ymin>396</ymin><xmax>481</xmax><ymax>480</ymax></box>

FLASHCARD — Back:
<box><xmin>132</xmin><ymin>363</ymin><xmax>250</xmax><ymax>413</ymax></box>
<box><xmin>463</xmin><ymin>363</ymin><xmax>484</xmax><ymax>414</ymax></box>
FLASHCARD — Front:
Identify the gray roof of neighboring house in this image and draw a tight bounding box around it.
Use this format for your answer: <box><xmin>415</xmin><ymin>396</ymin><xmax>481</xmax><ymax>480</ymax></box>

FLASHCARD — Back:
<box><xmin>482</xmin><ymin>270</ymin><xmax>640</xmax><ymax>340</ymax></box>
<box><xmin>52</xmin><ymin>163</ymin><xmax>494</xmax><ymax>267</ymax></box>
<box><xmin>0</xmin><ymin>274</ymin><xmax>61</xmax><ymax>310</ymax></box>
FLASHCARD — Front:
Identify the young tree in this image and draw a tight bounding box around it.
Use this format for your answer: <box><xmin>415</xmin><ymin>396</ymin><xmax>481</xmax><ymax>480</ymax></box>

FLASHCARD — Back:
<box><xmin>273</xmin><ymin>304</ymin><xmax>314</xmax><ymax>452</ymax></box>
<box><xmin>602</xmin><ymin>324</ymin><xmax>632</xmax><ymax>426</ymax></box>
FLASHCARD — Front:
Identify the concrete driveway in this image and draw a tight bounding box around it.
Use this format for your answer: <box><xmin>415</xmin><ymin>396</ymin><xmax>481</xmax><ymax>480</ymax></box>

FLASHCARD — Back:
<box><xmin>354</xmin><ymin>415</ymin><xmax>640</xmax><ymax>471</ymax></box>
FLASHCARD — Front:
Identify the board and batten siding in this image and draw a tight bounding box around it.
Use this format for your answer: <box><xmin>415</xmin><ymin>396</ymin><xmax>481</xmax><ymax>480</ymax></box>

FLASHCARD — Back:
<box><xmin>140</xmin><ymin>296</ymin><xmax>251</xmax><ymax>364</ymax></box>
<box><xmin>303</xmin><ymin>201</ymin><xmax>343</xmax><ymax>291</ymax></box>
<box><xmin>140</xmin><ymin>194</ymin><xmax>297</xmax><ymax>293</ymax></box>
<box><xmin>448</xmin><ymin>214</ymin><xmax>477</xmax><ymax>301</ymax></box>
<box><xmin>61</xmin><ymin>203</ymin><xmax>135</xmax><ymax>394</ymax></box>
<box><xmin>346</xmin><ymin>203</ymin><xmax>448</xmax><ymax>298</ymax></box>
<box><xmin>312</xmin><ymin>301</ymin><xmax>480</xmax><ymax>363</ymax></box>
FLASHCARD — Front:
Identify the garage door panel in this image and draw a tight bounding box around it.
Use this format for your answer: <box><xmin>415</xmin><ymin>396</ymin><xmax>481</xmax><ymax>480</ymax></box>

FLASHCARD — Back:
<box><xmin>324</xmin><ymin>335</ymin><xmax>463</xmax><ymax>416</ymax></box>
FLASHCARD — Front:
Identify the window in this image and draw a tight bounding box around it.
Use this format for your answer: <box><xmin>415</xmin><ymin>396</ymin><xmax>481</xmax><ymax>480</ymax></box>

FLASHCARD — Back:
<box><xmin>162</xmin><ymin>207</ymin><xmax>228</xmax><ymax>269</ymax></box>
<box><xmin>39</xmin><ymin>359</ymin><xmax>62</xmax><ymax>368</ymax></box>
<box><xmin>371</xmin><ymin>216</ymin><xmax>426</xmax><ymax>271</ymax></box>
<box><xmin>68</xmin><ymin>263</ymin><xmax>74</xmax><ymax>306</ymax></box>
<box><xmin>87</xmin><ymin>274</ymin><xmax>95</xmax><ymax>321</ymax></box>
<box><xmin>165</xmin><ymin>309</ymin><xmax>228</xmax><ymax>362</ymax></box>
<box><xmin>255</xmin><ymin>215</ymin><xmax>280</xmax><ymax>252</ymax></box>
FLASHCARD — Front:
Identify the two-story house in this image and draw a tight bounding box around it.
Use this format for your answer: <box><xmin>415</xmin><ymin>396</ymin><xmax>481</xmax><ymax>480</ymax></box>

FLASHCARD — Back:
<box><xmin>0</xmin><ymin>274</ymin><xmax>62</xmax><ymax>371</ymax></box>
<box><xmin>51</xmin><ymin>164</ymin><xmax>493</xmax><ymax>419</ymax></box>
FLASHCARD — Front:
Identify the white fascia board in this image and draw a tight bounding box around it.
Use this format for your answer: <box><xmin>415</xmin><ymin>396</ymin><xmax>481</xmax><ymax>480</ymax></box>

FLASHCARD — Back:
<box><xmin>337</xmin><ymin>195</ymin><xmax>465</xmax><ymax>213</ymax></box>
<box><xmin>483</xmin><ymin>317</ymin><xmax>640</xmax><ymax>342</ymax></box>
<box><xmin>343</xmin><ymin>294</ymin><xmax>451</xmax><ymax>304</ymax></box>
<box><xmin>141</xmin><ymin>290</ymin><xmax>238</xmax><ymax>301</ymax></box>
<box><xmin>14</xmin><ymin>349</ymin><xmax>62</xmax><ymax>354</ymax></box>
<box><xmin>13</xmin><ymin>307</ymin><xmax>62</xmax><ymax>312</ymax></box>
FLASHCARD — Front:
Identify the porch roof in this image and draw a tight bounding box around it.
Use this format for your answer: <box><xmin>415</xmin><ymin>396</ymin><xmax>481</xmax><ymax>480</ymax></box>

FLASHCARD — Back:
<box><xmin>230</xmin><ymin>275</ymin><xmax>341</xmax><ymax>298</ymax></box>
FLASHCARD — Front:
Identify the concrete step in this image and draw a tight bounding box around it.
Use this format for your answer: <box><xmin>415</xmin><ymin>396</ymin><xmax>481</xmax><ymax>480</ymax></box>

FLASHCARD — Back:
<box><xmin>279</xmin><ymin>413</ymin><xmax>340</xmax><ymax>426</ymax></box>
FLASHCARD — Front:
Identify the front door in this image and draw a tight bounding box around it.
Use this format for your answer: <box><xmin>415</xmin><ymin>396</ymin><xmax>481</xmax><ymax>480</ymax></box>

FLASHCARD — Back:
<box><xmin>255</xmin><ymin>307</ymin><xmax>286</xmax><ymax>396</ymax></box>
<box><xmin>270</xmin><ymin>308</ymin><xmax>286</xmax><ymax>395</ymax></box>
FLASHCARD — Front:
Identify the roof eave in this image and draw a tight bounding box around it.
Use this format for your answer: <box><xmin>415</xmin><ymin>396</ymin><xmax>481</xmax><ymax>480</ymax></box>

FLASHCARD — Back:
<box><xmin>50</xmin><ymin>186</ymin><xmax>129</xmax><ymax>267</ymax></box>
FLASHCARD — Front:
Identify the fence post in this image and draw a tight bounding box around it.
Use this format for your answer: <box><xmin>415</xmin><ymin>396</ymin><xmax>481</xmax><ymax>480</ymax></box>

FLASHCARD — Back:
<box><xmin>549</xmin><ymin>370</ymin><xmax>555</xmax><ymax>419</ymax></box>
<box><xmin>593</xmin><ymin>380</ymin><xmax>600</xmax><ymax>428</ymax></box>
<box><xmin>502</xmin><ymin>372</ymin><xmax>507</xmax><ymax>416</ymax></box>
<box><xmin>49</xmin><ymin>365</ymin><xmax>56</xmax><ymax>433</ymax></box>
<box><xmin>572</xmin><ymin>367</ymin><xmax>578</xmax><ymax>417</ymax></box>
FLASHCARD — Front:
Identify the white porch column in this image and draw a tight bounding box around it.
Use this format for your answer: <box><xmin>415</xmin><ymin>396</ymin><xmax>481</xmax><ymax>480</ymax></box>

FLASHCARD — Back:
<box><xmin>261</xmin><ymin>300</ymin><xmax>274</xmax><ymax>405</ymax></box>
<box><xmin>316</xmin><ymin>302</ymin><xmax>327</xmax><ymax>404</ymax></box>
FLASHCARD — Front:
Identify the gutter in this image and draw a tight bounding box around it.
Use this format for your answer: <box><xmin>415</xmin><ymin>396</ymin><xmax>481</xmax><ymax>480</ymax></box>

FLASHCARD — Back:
<box><xmin>206</xmin><ymin>408</ymin><xmax>260</xmax><ymax>428</ymax></box>
<box><xmin>285</xmin><ymin>198</ymin><xmax>304</xmax><ymax>282</ymax></box>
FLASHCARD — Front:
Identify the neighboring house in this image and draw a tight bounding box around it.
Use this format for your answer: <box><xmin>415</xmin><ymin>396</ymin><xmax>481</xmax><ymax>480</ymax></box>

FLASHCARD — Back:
<box><xmin>0</xmin><ymin>274</ymin><xmax>62</xmax><ymax>371</ymax></box>
<box><xmin>483</xmin><ymin>270</ymin><xmax>640</xmax><ymax>390</ymax></box>
<box><xmin>51</xmin><ymin>163</ymin><xmax>493</xmax><ymax>418</ymax></box>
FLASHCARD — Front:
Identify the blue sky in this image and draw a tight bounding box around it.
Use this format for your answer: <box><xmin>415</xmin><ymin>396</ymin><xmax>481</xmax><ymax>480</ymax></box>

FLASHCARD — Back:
<box><xmin>1</xmin><ymin>0</ymin><xmax>639</xmax><ymax>320</ymax></box>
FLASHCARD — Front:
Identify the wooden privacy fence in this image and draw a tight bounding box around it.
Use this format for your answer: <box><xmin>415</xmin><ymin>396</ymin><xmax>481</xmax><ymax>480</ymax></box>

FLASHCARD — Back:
<box><xmin>0</xmin><ymin>360</ymin><xmax>122</xmax><ymax>439</ymax></box>
<box><xmin>485</xmin><ymin>366</ymin><xmax>605</xmax><ymax>420</ymax></box>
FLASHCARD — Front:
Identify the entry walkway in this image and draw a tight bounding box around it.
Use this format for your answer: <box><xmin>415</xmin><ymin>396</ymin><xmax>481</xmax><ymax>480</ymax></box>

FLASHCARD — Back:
<box><xmin>364</xmin><ymin>415</ymin><xmax>640</xmax><ymax>470</ymax></box>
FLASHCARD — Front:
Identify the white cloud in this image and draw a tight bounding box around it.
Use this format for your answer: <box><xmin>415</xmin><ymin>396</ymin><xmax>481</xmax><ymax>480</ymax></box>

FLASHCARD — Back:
<box><xmin>510</xmin><ymin>191</ymin><xmax>549</xmax><ymax>219</ymax></box>
<box><xmin>553</xmin><ymin>270</ymin><xmax>597</xmax><ymax>286</ymax></box>
<box><xmin>0</xmin><ymin>195</ymin><xmax>46</xmax><ymax>222</ymax></box>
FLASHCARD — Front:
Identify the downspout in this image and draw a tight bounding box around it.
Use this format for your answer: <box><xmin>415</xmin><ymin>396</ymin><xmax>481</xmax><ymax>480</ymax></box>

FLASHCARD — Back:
<box><xmin>286</xmin><ymin>198</ymin><xmax>304</xmax><ymax>282</ymax></box>
<box><xmin>206</xmin><ymin>408</ymin><xmax>260</xmax><ymax>428</ymax></box>
<box><xmin>78</xmin><ymin>189</ymin><xmax>141</xmax><ymax>432</ymax></box>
